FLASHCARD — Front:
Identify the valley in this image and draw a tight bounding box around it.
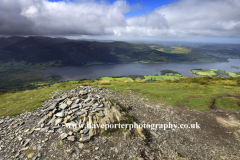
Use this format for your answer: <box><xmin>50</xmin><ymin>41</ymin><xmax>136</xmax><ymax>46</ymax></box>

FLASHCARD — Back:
<box><xmin>0</xmin><ymin>37</ymin><xmax>240</xmax><ymax>160</ymax></box>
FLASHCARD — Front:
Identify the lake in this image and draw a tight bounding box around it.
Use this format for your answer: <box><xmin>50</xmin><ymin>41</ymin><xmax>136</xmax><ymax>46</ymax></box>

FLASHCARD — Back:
<box><xmin>38</xmin><ymin>59</ymin><xmax>240</xmax><ymax>81</ymax></box>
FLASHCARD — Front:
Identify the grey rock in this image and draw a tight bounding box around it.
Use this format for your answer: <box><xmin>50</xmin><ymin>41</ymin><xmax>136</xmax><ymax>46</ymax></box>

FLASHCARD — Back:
<box><xmin>83</xmin><ymin>128</ymin><xmax>89</xmax><ymax>134</ymax></box>
<box><xmin>41</xmin><ymin>127</ymin><xmax>49</xmax><ymax>132</ymax></box>
<box><xmin>93</xmin><ymin>108</ymin><xmax>104</xmax><ymax>112</ymax></box>
<box><xmin>55</xmin><ymin>111</ymin><xmax>64</xmax><ymax>117</ymax></box>
<box><xmin>55</xmin><ymin>118</ymin><xmax>63</xmax><ymax>125</ymax></box>
<box><xmin>95</xmin><ymin>147</ymin><xmax>99</xmax><ymax>150</ymax></box>
<box><xmin>23</xmin><ymin>139</ymin><xmax>31</xmax><ymax>146</ymax></box>
<box><xmin>48</xmin><ymin>103</ymin><xmax>57</xmax><ymax>111</ymax></box>
<box><xmin>96</xmin><ymin>112</ymin><xmax>105</xmax><ymax>117</ymax></box>
<box><xmin>79</xmin><ymin>143</ymin><xmax>84</xmax><ymax>149</ymax></box>
<box><xmin>67</xmin><ymin>136</ymin><xmax>75</xmax><ymax>141</ymax></box>
<box><xmin>82</xmin><ymin>103</ymin><xmax>91</xmax><ymax>108</ymax></box>
<box><xmin>79</xmin><ymin>90</ymin><xmax>88</xmax><ymax>95</ymax></box>
<box><xmin>70</xmin><ymin>116</ymin><xmax>77</xmax><ymax>121</ymax></box>
<box><xmin>79</xmin><ymin>136</ymin><xmax>90</xmax><ymax>142</ymax></box>
<box><xmin>81</xmin><ymin>95</ymin><xmax>88</xmax><ymax>99</ymax></box>
<box><xmin>83</xmin><ymin>117</ymin><xmax>89</xmax><ymax>122</ymax></box>
<box><xmin>150</xmin><ymin>131</ymin><xmax>159</xmax><ymax>138</ymax></box>
<box><xmin>96</xmin><ymin>95</ymin><xmax>103</xmax><ymax>99</ymax></box>
<box><xmin>32</xmin><ymin>156</ymin><xmax>38</xmax><ymax>160</ymax></box>
<box><xmin>84</xmin><ymin>98</ymin><xmax>91</xmax><ymax>103</ymax></box>
<box><xmin>15</xmin><ymin>152</ymin><xmax>20</xmax><ymax>158</ymax></box>
<box><xmin>123</xmin><ymin>130</ymin><xmax>131</xmax><ymax>140</ymax></box>
<box><xmin>57</xmin><ymin>97</ymin><xmax>66</xmax><ymax>103</ymax></box>
<box><xmin>52</xmin><ymin>108</ymin><xmax>57</xmax><ymax>114</ymax></box>
<box><xmin>76</xmin><ymin>111</ymin><xmax>85</xmax><ymax>116</ymax></box>
<box><xmin>60</xmin><ymin>133</ymin><xmax>68</xmax><ymax>140</ymax></box>
<box><xmin>88</xmin><ymin>93</ymin><xmax>92</xmax><ymax>97</ymax></box>
<box><xmin>59</xmin><ymin>103</ymin><xmax>68</xmax><ymax>110</ymax></box>
<box><xmin>73</xmin><ymin>127</ymin><xmax>81</xmax><ymax>132</ymax></box>
<box><xmin>81</xmin><ymin>109</ymin><xmax>88</xmax><ymax>112</ymax></box>
<box><xmin>68</xmin><ymin>108</ymin><xmax>79</xmax><ymax>115</ymax></box>
<box><xmin>48</xmin><ymin>130</ymin><xmax>54</xmax><ymax>133</ymax></box>
<box><xmin>38</xmin><ymin>116</ymin><xmax>48</xmax><ymax>125</ymax></box>
<box><xmin>71</xmin><ymin>104</ymin><xmax>79</xmax><ymax>109</ymax></box>
<box><xmin>47</xmin><ymin>116</ymin><xmax>56</xmax><ymax>125</ymax></box>
<box><xmin>52</xmin><ymin>125</ymin><xmax>61</xmax><ymax>129</ymax></box>
<box><xmin>92</xmin><ymin>105</ymin><xmax>98</xmax><ymax>110</ymax></box>
<box><xmin>115</xmin><ymin>148</ymin><xmax>118</xmax><ymax>153</ymax></box>
<box><xmin>40</xmin><ymin>123</ymin><xmax>44</xmax><ymax>128</ymax></box>
<box><xmin>75</xmin><ymin>99</ymin><xmax>80</xmax><ymax>104</ymax></box>
<box><xmin>38</xmin><ymin>153</ymin><xmax>41</xmax><ymax>157</ymax></box>
<box><xmin>0</xmin><ymin>120</ymin><xmax>4</xmax><ymax>124</ymax></box>
<box><xmin>72</xmin><ymin>108</ymin><xmax>79</xmax><ymax>112</ymax></box>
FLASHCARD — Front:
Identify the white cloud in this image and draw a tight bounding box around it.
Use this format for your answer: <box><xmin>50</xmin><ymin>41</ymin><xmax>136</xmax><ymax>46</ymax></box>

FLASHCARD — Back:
<box><xmin>114</xmin><ymin>0</ymin><xmax>240</xmax><ymax>37</ymax></box>
<box><xmin>0</xmin><ymin>0</ymin><xmax>129</xmax><ymax>35</ymax></box>
<box><xmin>0</xmin><ymin>0</ymin><xmax>240</xmax><ymax>37</ymax></box>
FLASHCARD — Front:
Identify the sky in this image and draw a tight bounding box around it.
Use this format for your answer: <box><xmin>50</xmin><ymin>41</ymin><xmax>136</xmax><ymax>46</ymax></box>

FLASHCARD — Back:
<box><xmin>0</xmin><ymin>0</ymin><xmax>240</xmax><ymax>43</ymax></box>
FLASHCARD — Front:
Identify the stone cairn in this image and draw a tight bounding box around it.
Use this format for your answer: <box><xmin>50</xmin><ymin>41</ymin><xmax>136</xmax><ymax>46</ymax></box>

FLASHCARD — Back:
<box><xmin>35</xmin><ymin>86</ymin><xmax>129</xmax><ymax>142</ymax></box>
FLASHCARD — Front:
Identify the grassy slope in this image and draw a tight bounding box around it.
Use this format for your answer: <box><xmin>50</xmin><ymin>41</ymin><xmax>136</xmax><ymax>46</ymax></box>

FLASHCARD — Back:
<box><xmin>0</xmin><ymin>81</ymin><xmax>78</xmax><ymax>117</ymax></box>
<box><xmin>1</xmin><ymin>77</ymin><xmax>240</xmax><ymax>117</ymax></box>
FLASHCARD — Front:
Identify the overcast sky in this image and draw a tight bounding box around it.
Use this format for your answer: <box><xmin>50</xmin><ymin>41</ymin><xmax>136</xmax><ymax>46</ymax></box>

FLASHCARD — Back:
<box><xmin>0</xmin><ymin>0</ymin><xmax>240</xmax><ymax>42</ymax></box>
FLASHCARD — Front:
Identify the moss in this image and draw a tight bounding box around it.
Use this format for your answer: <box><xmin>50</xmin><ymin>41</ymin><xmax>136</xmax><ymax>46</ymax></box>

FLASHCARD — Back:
<box><xmin>25</xmin><ymin>149</ymin><xmax>33</xmax><ymax>158</ymax></box>
<box><xmin>56</xmin><ymin>144</ymin><xmax>62</xmax><ymax>150</ymax></box>
<box><xmin>102</xmin><ymin>130</ymin><xmax>110</xmax><ymax>136</ymax></box>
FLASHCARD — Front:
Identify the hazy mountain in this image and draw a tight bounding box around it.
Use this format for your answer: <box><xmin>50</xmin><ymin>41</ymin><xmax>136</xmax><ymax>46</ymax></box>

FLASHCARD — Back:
<box><xmin>0</xmin><ymin>36</ymin><xmax>228</xmax><ymax>66</ymax></box>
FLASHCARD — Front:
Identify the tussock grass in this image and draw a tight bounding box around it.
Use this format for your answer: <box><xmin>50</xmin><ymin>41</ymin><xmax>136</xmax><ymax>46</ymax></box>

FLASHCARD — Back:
<box><xmin>99</xmin><ymin>80</ymin><xmax>111</xmax><ymax>85</ymax></box>
<box><xmin>1</xmin><ymin>76</ymin><xmax>240</xmax><ymax>117</ymax></box>
<box><xmin>134</xmin><ymin>78</ymin><xmax>144</xmax><ymax>83</ymax></box>
<box><xmin>0</xmin><ymin>81</ymin><xmax>81</xmax><ymax>117</ymax></box>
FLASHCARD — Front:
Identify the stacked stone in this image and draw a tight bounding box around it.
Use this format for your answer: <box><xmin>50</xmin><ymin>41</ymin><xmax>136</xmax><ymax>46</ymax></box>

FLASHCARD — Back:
<box><xmin>36</xmin><ymin>86</ymin><xmax>126</xmax><ymax>142</ymax></box>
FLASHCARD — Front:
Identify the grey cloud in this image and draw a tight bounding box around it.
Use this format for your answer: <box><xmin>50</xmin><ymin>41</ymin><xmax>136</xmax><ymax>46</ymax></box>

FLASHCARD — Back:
<box><xmin>0</xmin><ymin>0</ymin><xmax>129</xmax><ymax>35</ymax></box>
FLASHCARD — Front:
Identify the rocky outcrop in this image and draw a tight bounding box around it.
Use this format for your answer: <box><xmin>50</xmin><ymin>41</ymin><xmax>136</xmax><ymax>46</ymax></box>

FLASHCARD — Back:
<box><xmin>36</xmin><ymin>86</ymin><xmax>129</xmax><ymax>142</ymax></box>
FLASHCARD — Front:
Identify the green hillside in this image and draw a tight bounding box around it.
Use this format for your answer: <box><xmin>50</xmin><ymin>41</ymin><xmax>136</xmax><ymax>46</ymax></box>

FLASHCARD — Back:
<box><xmin>1</xmin><ymin>76</ymin><xmax>240</xmax><ymax>117</ymax></box>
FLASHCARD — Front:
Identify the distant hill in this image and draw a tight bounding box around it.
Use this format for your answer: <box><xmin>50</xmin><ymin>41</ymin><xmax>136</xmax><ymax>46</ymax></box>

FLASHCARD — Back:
<box><xmin>0</xmin><ymin>36</ymin><xmax>227</xmax><ymax>66</ymax></box>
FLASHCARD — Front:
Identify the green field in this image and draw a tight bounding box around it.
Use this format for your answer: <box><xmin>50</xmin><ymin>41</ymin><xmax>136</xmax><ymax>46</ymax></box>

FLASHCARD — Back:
<box><xmin>1</xmin><ymin>76</ymin><xmax>240</xmax><ymax>117</ymax></box>
<box><xmin>100</xmin><ymin>70</ymin><xmax>182</xmax><ymax>82</ymax></box>
<box><xmin>165</xmin><ymin>47</ymin><xmax>192</xmax><ymax>54</ymax></box>
<box><xmin>191</xmin><ymin>69</ymin><xmax>218</xmax><ymax>76</ymax></box>
<box><xmin>191</xmin><ymin>69</ymin><xmax>240</xmax><ymax>77</ymax></box>
<box><xmin>101</xmin><ymin>77</ymin><xmax>134</xmax><ymax>82</ymax></box>
<box><xmin>149</xmin><ymin>46</ymin><xmax>192</xmax><ymax>54</ymax></box>
<box><xmin>144</xmin><ymin>74</ymin><xmax>182</xmax><ymax>81</ymax></box>
<box><xmin>101</xmin><ymin>74</ymin><xmax>182</xmax><ymax>82</ymax></box>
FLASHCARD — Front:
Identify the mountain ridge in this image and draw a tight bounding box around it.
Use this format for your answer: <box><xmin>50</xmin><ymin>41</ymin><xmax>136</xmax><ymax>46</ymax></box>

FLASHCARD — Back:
<box><xmin>0</xmin><ymin>36</ymin><xmax>227</xmax><ymax>66</ymax></box>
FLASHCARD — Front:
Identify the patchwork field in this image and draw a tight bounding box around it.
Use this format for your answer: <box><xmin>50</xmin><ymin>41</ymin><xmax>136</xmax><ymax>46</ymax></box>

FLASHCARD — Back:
<box><xmin>191</xmin><ymin>68</ymin><xmax>240</xmax><ymax>77</ymax></box>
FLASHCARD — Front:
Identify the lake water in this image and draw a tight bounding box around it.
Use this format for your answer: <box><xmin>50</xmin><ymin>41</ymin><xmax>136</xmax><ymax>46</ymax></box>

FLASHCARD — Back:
<box><xmin>38</xmin><ymin>59</ymin><xmax>240</xmax><ymax>81</ymax></box>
